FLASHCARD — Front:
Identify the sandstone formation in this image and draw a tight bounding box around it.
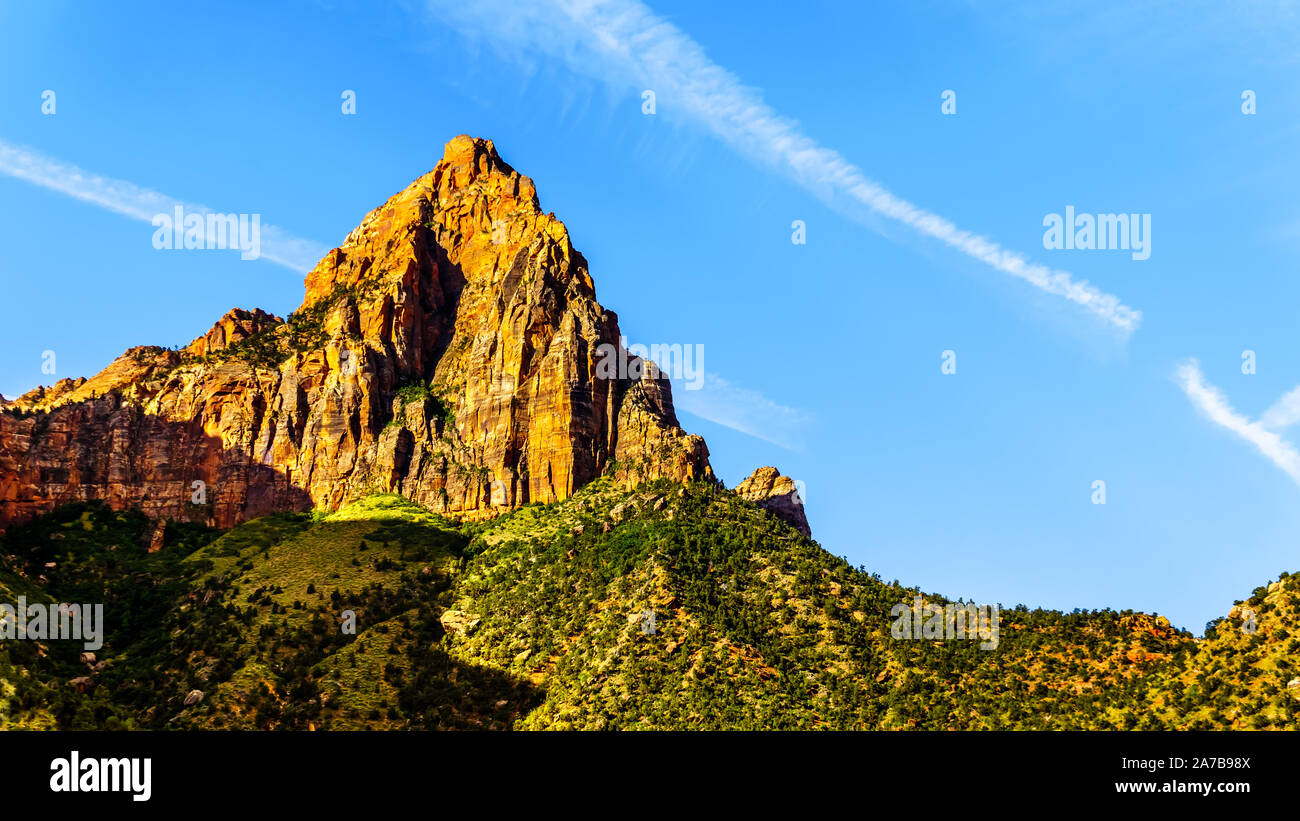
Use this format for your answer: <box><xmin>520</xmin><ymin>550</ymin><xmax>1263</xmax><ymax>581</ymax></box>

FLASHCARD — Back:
<box><xmin>0</xmin><ymin>136</ymin><xmax>712</xmax><ymax>531</ymax></box>
<box><xmin>735</xmin><ymin>466</ymin><xmax>811</xmax><ymax>538</ymax></box>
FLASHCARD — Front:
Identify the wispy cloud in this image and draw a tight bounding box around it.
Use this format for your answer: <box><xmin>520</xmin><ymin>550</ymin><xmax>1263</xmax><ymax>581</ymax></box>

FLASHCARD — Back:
<box><xmin>425</xmin><ymin>0</ymin><xmax>1142</xmax><ymax>334</ymax></box>
<box><xmin>674</xmin><ymin>375</ymin><xmax>811</xmax><ymax>451</ymax></box>
<box><xmin>0</xmin><ymin>140</ymin><xmax>327</xmax><ymax>273</ymax></box>
<box><xmin>1177</xmin><ymin>358</ymin><xmax>1300</xmax><ymax>484</ymax></box>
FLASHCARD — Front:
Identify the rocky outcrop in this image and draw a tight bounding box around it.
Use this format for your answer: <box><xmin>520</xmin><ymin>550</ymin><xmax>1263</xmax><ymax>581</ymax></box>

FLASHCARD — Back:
<box><xmin>736</xmin><ymin>466</ymin><xmax>810</xmax><ymax>538</ymax></box>
<box><xmin>184</xmin><ymin>308</ymin><xmax>281</xmax><ymax>358</ymax></box>
<box><xmin>439</xmin><ymin>610</ymin><xmax>482</xmax><ymax>637</ymax></box>
<box><xmin>0</xmin><ymin>136</ymin><xmax>712</xmax><ymax>531</ymax></box>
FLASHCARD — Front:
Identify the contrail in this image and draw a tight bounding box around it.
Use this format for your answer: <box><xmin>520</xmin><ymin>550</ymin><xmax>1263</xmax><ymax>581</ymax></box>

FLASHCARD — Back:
<box><xmin>1258</xmin><ymin>383</ymin><xmax>1300</xmax><ymax>431</ymax></box>
<box><xmin>0</xmin><ymin>139</ymin><xmax>327</xmax><ymax>273</ymax></box>
<box><xmin>1177</xmin><ymin>358</ymin><xmax>1300</xmax><ymax>485</ymax></box>
<box><xmin>426</xmin><ymin>0</ymin><xmax>1142</xmax><ymax>334</ymax></box>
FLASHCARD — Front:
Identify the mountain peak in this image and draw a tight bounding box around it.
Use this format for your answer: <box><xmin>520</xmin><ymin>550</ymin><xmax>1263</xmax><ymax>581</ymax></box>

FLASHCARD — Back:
<box><xmin>303</xmin><ymin>135</ymin><xmax>546</xmax><ymax>307</ymax></box>
<box><xmin>438</xmin><ymin>134</ymin><xmax>516</xmax><ymax>190</ymax></box>
<box><xmin>0</xmin><ymin>137</ymin><xmax>712</xmax><ymax>532</ymax></box>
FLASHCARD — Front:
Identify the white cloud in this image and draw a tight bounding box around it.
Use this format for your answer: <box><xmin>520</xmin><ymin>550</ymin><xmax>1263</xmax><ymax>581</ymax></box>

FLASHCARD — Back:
<box><xmin>1176</xmin><ymin>358</ymin><xmax>1300</xmax><ymax>484</ymax></box>
<box><xmin>673</xmin><ymin>374</ymin><xmax>811</xmax><ymax>451</ymax></box>
<box><xmin>0</xmin><ymin>140</ymin><xmax>326</xmax><ymax>273</ymax></box>
<box><xmin>425</xmin><ymin>0</ymin><xmax>1142</xmax><ymax>334</ymax></box>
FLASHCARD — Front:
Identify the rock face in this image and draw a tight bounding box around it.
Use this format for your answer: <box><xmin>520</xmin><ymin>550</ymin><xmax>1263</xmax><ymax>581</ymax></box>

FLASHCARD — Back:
<box><xmin>0</xmin><ymin>136</ymin><xmax>712</xmax><ymax>531</ymax></box>
<box><xmin>735</xmin><ymin>467</ymin><xmax>811</xmax><ymax>538</ymax></box>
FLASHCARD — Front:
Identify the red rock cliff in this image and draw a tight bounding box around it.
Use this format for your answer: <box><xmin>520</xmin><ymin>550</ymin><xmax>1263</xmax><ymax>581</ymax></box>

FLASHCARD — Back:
<box><xmin>0</xmin><ymin>136</ymin><xmax>712</xmax><ymax>531</ymax></box>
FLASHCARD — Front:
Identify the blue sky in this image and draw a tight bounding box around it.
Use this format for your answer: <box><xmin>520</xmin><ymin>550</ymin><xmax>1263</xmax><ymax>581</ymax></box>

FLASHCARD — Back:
<box><xmin>2</xmin><ymin>0</ymin><xmax>1299</xmax><ymax>633</ymax></box>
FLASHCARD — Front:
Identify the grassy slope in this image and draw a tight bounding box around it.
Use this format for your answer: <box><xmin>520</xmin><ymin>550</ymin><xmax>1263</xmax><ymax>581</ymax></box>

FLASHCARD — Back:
<box><xmin>1</xmin><ymin>483</ymin><xmax>1295</xmax><ymax>729</ymax></box>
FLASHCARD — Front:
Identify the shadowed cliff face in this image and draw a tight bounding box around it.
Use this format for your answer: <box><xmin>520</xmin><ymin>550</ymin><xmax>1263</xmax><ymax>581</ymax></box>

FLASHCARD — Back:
<box><xmin>0</xmin><ymin>135</ymin><xmax>711</xmax><ymax>531</ymax></box>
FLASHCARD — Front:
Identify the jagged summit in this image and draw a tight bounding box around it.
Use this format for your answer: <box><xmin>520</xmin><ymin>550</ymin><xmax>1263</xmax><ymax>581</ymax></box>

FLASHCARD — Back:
<box><xmin>0</xmin><ymin>136</ymin><xmax>711</xmax><ymax>531</ymax></box>
<box><xmin>304</xmin><ymin>135</ymin><xmax>548</xmax><ymax>307</ymax></box>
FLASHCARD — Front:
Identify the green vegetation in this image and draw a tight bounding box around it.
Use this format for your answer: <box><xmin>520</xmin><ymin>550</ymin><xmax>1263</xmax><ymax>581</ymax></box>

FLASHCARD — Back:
<box><xmin>1</xmin><ymin>484</ymin><xmax>1295</xmax><ymax>730</ymax></box>
<box><xmin>389</xmin><ymin>379</ymin><xmax>457</xmax><ymax>437</ymax></box>
<box><xmin>0</xmin><ymin>502</ymin><xmax>219</xmax><ymax>728</ymax></box>
<box><xmin>1139</xmin><ymin>572</ymin><xmax>1300</xmax><ymax>730</ymax></box>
